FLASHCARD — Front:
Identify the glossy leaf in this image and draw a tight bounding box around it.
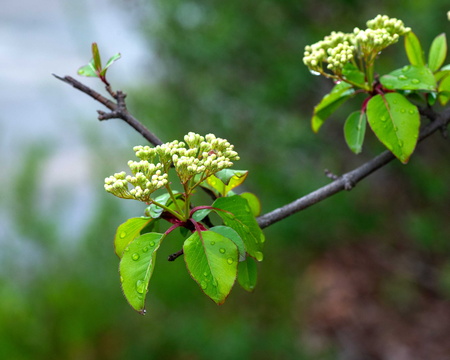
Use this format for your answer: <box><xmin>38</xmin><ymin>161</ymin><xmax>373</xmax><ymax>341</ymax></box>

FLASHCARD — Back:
<box><xmin>192</xmin><ymin>208</ymin><xmax>212</xmax><ymax>222</ymax></box>
<box><xmin>238</xmin><ymin>257</ymin><xmax>258</xmax><ymax>292</ymax></box>
<box><xmin>183</xmin><ymin>231</ymin><xmax>238</xmax><ymax>304</ymax></box>
<box><xmin>366</xmin><ymin>93</ymin><xmax>420</xmax><ymax>164</ymax></box>
<box><xmin>100</xmin><ymin>53</ymin><xmax>122</xmax><ymax>76</ymax></box>
<box><xmin>405</xmin><ymin>31</ymin><xmax>425</xmax><ymax>66</ymax></box>
<box><xmin>119</xmin><ymin>232</ymin><xmax>164</xmax><ymax>314</ymax></box>
<box><xmin>91</xmin><ymin>42</ymin><xmax>102</xmax><ymax>71</ymax></box>
<box><xmin>205</xmin><ymin>170</ymin><xmax>248</xmax><ymax>196</ymax></box>
<box><xmin>212</xmin><ymin>195</ymin><xmax>264</xmax><ymax>261</ymax></box>
<box><xmin>114</xmin><ymin>217</ymin><xmax>153</xmax><ymax>258</ymax></box>
<box><xmin>77</xmin><ymin>60</ymin><xmax>98</xmax><ymax>77</ymax></box>
<box><xmin>210</xmin><ymin>226</ymin><xmax>246</xmax><ymax>262</ymax></box>
<box><xmin>438</xmin><ymin>74</ymin><xmax>450</xmax><ymax>105</ymax></box>
<box><xmin>344</xmin><ymin>111</ymin><xmax>366</xmax><ymax>154</ymax></box>
<box><xmin>342</xmin><ymin>63</ymin><xmax>366</xmax><ymax>88</ymax></box>
<box><xmin>239</xmin><ymin>192</ymin><xmax>261</xmax><ymax>217</ymax></box>
<box><xmin>311</xmin><ymin>82</ymin><xmax>354</xmax><ymax>132</ymax></box>
<box><xmin>380</xmin><ymin>65</ymin><xmax>436</xmax><ymax>91</ymax></box>
<box><xmin>428</xmin><ymin>33</ymin><xmax>447</xmax><ymax>72</ymax></box>
<box><xmin>145</xmin><ymin>191</ymin><xmax>180</xmax><ymax>218</ymax></box>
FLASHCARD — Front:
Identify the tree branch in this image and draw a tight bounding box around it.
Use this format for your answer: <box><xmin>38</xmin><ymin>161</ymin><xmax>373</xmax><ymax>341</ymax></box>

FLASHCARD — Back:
<box><xmin>53</xmin><ymin>74</ymin><xmax>163</xmax><ymax>146</ymax></box>
<box><xmin>256</xmin><ymin>107</ymin><xmax>450</xmax><ymax>229</ymax></box>
<box><xmin>55</xmin><ymin>75</ymin><xmax>449</xmax><ymax>230</ymax></box>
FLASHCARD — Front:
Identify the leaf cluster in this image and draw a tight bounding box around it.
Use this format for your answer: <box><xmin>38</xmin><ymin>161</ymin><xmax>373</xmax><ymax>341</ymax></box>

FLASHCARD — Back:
<box><xmin>308</xmin><ymin>16</ymin><xmax>449</xmax><ymax>164</ymax></box>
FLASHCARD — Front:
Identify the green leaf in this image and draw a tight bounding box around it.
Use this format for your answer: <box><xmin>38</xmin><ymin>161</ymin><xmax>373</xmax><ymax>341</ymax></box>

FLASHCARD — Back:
<box><xmin>434</xmin><ymin>69</ymin><xmax>450</xmax><ymax>82</ymax></box>
<box><xmin>192</xmin><ymin>208</ymin><xmax>212</xmax><ymax>222</ymax></box>
<box><xmin>380</xmin><ymin>65</ymin><xmax>437</xmax><ymax>91</ymax></box>
<box><xmin>239</xmin><ymin>192</ymin><xmax>261</xmax><ymax>217</ymax></box>
<box><xmin>100</xmin><ymin>53</ymin><xmax>121</xmax><ymax>76</ymax></box>
<box><xmin>438</xmin><ymin>74</ymin><xmax>450</xmax><ymax>105</ymax></box>
<box><xmin>210</xmin><ymin>226</ymin><xmax>246</xmax><ymax>262</ymax></box>
<box><xmin>212</xmin><ymin>195</ymin><xmax>264</xmax><ymax>261</ymax></box>
<box><xmin>91</xmin><ymin>42</ymin><xmax>102</xmax><ymax>71</ymax></box>
<box><xmin>342</xmin><ymin>63</ymin><xmax>367</xmax><ymax>88</ymax></box>
<box><xmin>183</xmin><ymin>231</ymin><xmax>238</xmax><ymax>304</ymax></box>
<box><xmin>311</xmin><ymin>82</ymin><xmax>354</xmax><ymax>132</ymax></box>
<box><xmin>237</xmin><ymin>257</ymin><xmax>258</xmax><ymax>292</ymax></box>
<box><xmin>366</xmin><ymin>93</ymin><xmax>420</xmax><ymax>164</ymax></box>
<box><xmin>145</xmin><ymin>191</ymin><xmax>180</xmax><ymax>218</ymax></box>
<box><xmin>114</xmin><ymin>217</ymin><xmax>153</xmax><ymax>258</ymax></box>
<box><xmin>344</xmin><ymin>110</ymin><xmax>366</xmax><ymax>154</ymax></box>
<box><xmin>119</xmin><ymin>232</ymin><xmax>164</xmax><ymax>314</ymax></box>
<box><xmin>205</xmin><ymin>169</ymin><xmax>248</xmax><ymax>197</ymax></box>
<box><xmin>428</xmin><ymin>33</ymin><xmax>447</xmax><ymax>72</ymax></box>
<box><xmin>405</xmin><ymin>31</ymin><xmax>425</xmax><ymax>66</ymax></box>
<box><xmin>77</xmin><ymin>60</ymin><xmax>98</xmax><ymax>77</ymax></box>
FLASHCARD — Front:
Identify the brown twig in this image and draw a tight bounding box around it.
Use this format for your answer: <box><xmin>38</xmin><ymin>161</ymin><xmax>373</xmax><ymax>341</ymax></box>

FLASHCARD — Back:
<box><xmin>256</xmin><ymin>107</ymin><xmax>450</xmax><ymax>229</ymax></box>
<box><xmin>53</xmin><ymin>74</ymin><xmax>163</xmax><ymax>146</ymax></box>
<box><xmin>55</xmin><ymin>74</ymin><xmax>449</xmax><ymax>230</ymax></box>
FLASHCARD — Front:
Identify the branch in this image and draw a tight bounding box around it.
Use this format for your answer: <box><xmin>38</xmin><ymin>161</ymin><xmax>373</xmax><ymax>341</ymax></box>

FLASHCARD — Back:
<box><xmin>53</xmin><ymin>74</ymin><xmax>163</xmax><ymax>146</ymax></box>
<box><xmin>257</xmin><ymin>107</ymin><xmax>450</xmax><ymax>229</ymax></box>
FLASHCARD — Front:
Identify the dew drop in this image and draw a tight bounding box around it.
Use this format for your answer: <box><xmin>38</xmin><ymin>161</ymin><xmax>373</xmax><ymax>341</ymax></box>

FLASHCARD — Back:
<box><xmin>119</xmin><ymin>231</ymin><xmax>127</xmax><ymax>239</ymax></box>
<box><xmin>203</xmin><ymin>272</ymin><xmax>208</xmax><ymax>277</ymax></box>
<box><xmin>149</xmin><ymin>241</ymin><xmax>155</xmax><ymax>247</ymax></box>
<box><xmin>398</xmin><ymin>140</ymin><xmax>404</xmax><ymax>147</ymax></box>
<box><xmin>401</xmin><ymin>109</ymin><xmax>406</xmax><ymax>113</ymax></box>
<box><xmin>245</xmin><ymin>207</ymin><xmax>251</xmax><ymax>213</ymax></box>
<box><xmin>209</xmin><ymin>179</ymin><xmax>217</xmax><ymax>185</ymax></box>
<box><xmin>409</xmin><ymin>109</ymin><xmax>415</xmax><ymax>114</ymax></box>
<box><xmin>219</xmin><ymin>248</ymin><xmax>226</xmax><ymax>254</ymax></box>
<box><xmin>124</xmin><ymin>247</ymin><xmax>130</xmax><ymax>252</ymax></box>
<box><xmin>255</xmin><ymin>251</ymin><xmax>264</xmax><ymax>261</ymax></box>
<box><xmin>201</xmin><ymin>281</ymin><xmax>208</xmax><ymax>290</ymax></box>
<box><xmin>142</xmin><ymin>247</ymin><xmax>149</xmax><ymax>253</ymax></box>
<box><xmin>380</xmin><ymin>116</ymin><xmax>387</xmax><ymax>122</ymax></box>
<box><xmin>411</xmin><ymin>79</ymin><xmax>420</xmax><ymax>84</ymax></box>
<box><xmin>402</xmin><ymin>65</ymin><xmax>409</xmax><ymax>72</ymax></box>
<box><xmin>212</xmin><ymin>278</ymin><xmax>218</xmax><ymax>287</ymax></box>
<box><xmin>398</xmin><ymin>75</ymin><xmax>408</xmax><ymax>80</ymax></box>
<box><xmin>120</xmin><ymin>276</ymin><xmax>124</xmax><ymax>283</ymax></box>
<box><xmin>260</xmin><ymin>233</ymin><xmax>266</xmax><ymax>243</ymax></box>
<box><xmin>132</xmin><ymin>253</ymin><xmax>140</xmax><ymax>261</ymax></box>
<box><xmin>210</xmin><ymin>241</ymin><xmax>216</xmax><ymax>246</ymax></box>
<box><xmin>136</xmin><ymin>280</ymin><xmax>146</xmax><ymax>294</ymax></box>
<box><xmin>227</xmin><ymin>257</ymin><xmax>234</xmax><ymax>265</ymax></box>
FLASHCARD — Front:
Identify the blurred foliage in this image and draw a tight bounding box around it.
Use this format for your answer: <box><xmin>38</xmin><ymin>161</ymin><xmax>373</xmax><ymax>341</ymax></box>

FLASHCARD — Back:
<box><xmin>2</xmin><ymin>0</ymin><xmax>450</xmax><ymax>359</ymax></box>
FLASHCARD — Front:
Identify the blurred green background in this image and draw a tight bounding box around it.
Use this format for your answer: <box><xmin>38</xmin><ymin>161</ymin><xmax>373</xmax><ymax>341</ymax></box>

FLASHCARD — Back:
<box><xmin>1</xmin><ymin>0</ymin><xmax>450</xmax><ymax>359</ymax></box>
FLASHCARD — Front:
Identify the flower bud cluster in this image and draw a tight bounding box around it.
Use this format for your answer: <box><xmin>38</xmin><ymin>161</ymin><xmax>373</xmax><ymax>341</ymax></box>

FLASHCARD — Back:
<box><xmin>303</xmin><ymin>15</ymin><xmax>410</xmax><ymax>75</ymax></box>
<box><xmin>366</xmin><ymin>15</ymin><xmax>410</xmax><ymax>36</ymax></box>
<box><xmin>303</xmin><ymin>31</ymin><xmax>355</xmax><ymax>73</ymax></box>
<box><xmin>104</xmin><ymin>161</ymin><xmax>168</xmax><ymax>202</ymax></box>
<box><xmin>172</xmin><ymin>132</ymin><xmax>240</xmax><ymax>184</ymax></box>
<box><xmin>104</xmin><ymin>132</ymin><xmax>239</xmax><ymax>202</ymax></box>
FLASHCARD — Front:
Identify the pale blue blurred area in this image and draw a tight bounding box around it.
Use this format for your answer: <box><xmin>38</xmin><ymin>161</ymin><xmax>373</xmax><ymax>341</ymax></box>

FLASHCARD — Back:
<box><xmin>0</xmin><ymin>0</ymin><xmax>150</xmax><ymax>261</ymax></box>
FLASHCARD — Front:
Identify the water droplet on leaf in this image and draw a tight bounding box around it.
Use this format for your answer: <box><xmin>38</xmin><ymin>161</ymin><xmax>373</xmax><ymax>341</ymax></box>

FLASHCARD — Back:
<box><xmin>255</xmin><ymin>251</ymin><xmax>264</xmax><ymax>261</ymax></box>
<box><xmin>411</xmin><ymin>79</ymin><xmax>420</xmax><ymax>84</ymax></box>
<box><xmin>132</xmin><ymin>253</ymin><xmax>140</xmax><ymax>261</ymax></box>
<box><xmin>380</xmin><ymin>116</ymin><xmax>387</xmax><ymax>122</ymax></box>
<box><xmin>398</xmin><ymin>140</ymin><xmax>404</xmax><ymax>147</ymax></box>
<box><xmin>219</xmin><ymin>248</ymin><xmax>226</xmax><ymax>254</ymax></box>
<box><xmin>409</xmin><ymin>109</ymin><xmax>415</xmax><ymax>114</ymax></box>
<box><xmin>120</xmin><ymin>276</ymin><xmax>124</xmax><ymax>283</ymax></box>
<box><xmin>398</xmin><ymin>75</ymin><xmax>408</xmax><ymax>80</ymax></box>
<box><xmin>119</xmin><ymin>231</ymin><xmax>127</xmax><ymax>238</ymax></box>
<box><xmin>201</xmin><ymin>281</ymin><xmax>208</xmax><ymax>290</ymax></box>
<box><xmin>210</xmin><ymin>241</ymin><xmax>215</xmax><ymax>246</ymax></box>
<box><xmin>149</xmin><ymin>241</ymin><xmax>155</xmax><ymax>247</ymax></box>
<box><xmin>227</xmin><ymin>258</ymin><xmax>234</xmax><ymax>264</ymax></box>
<box><xmin>143</xmin><ymin>247</ymin><xmax>149</xmax><ymax>253</ymax></box>
<box><xmin>136</xmin><ymin>280</ymin><xmax>146</xmax><ymax>294</ymax></box>
<box><xmin>260</xmin><ymin>233</ymin><xmax>266</xmax><ymax>243</ymax></box>
<box><xmin>401</xmin><ymin>109</ymin><xmax>406</xmax><ymax>113</ymax></box>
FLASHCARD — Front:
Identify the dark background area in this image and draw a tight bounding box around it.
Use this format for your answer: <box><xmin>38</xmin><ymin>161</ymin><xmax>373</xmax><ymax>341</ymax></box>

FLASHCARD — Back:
<box><xmin>1</xmin><ymin>0</ymin><xmax>449</xmax><ymax>359</ymax></box>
